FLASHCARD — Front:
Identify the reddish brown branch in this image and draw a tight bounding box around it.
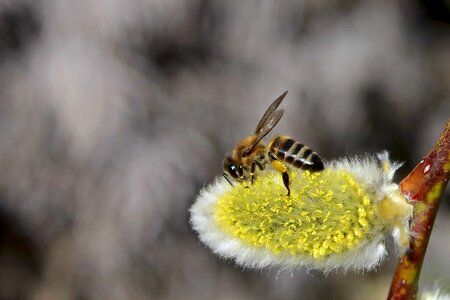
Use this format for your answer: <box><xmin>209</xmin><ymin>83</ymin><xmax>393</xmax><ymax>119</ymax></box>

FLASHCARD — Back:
<box><xmin>388</xmin><ymin>119</ymin><xmax>450</xmax><ymax>300</ymax></box>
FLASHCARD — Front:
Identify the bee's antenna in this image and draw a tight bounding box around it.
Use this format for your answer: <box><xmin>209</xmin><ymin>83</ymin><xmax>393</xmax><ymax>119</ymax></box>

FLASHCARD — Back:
<box><xmin>223</xmin><ymin>174</ymin><xmax>234</xmax><ymax>186</ymax></box>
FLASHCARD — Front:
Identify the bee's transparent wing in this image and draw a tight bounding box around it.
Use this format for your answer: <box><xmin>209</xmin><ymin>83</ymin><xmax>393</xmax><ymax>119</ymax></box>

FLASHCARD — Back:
<box><xmin>243</xmin><ymin>92</ymin><xmax>287</xmax><ymax>156</ymax></box>
<box><xmin>243</xmin><ymin>110</ymin><xmax>284</xmax><ymax>156</ymax></box>
<box><xmin>255</xmin><ymin>91</ymin><xmax>287</xmax><ymax>135</ymax></box>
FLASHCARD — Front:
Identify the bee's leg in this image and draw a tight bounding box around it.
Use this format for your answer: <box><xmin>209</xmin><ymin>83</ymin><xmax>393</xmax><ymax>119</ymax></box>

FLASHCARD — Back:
<box><xmin>250</xmin><ymin>161</ymin><xmax>256</xmax><ymax>185</ymax></box>
<box><xmin>255</xmin><ymin>160</ymin><xmax>264</xmax><ymax>170</ymax></box>
<box><xmin>268</xmin><ymin>152</ymin><xmax>291</xmax><ymax>196</ymax></box>
<box><xmin>250</xmin><ymin>160</ymin><xmax>265</xmax><ymax>185</ymax></box>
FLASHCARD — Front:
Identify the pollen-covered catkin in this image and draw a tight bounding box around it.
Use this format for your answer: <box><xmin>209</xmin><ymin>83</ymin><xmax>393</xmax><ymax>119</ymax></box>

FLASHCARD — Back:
<box><xmin>190</xmin><ymin>153</ymin><xmax>413</xmax><ymax>272</ymax></box>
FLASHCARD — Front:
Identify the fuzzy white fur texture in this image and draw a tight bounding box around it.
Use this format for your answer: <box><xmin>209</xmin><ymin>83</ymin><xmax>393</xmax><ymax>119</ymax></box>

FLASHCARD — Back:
<box><xmin>190</xmin><ymin>152</ymin><xmax>412</xmax><ymax>273</ymax></box>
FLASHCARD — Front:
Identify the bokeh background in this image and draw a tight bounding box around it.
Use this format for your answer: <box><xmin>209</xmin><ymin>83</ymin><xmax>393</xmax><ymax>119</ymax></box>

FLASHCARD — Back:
<box><xmin>0</xmin><ymin>0</ymin><xmax>449</xmax><ymax>299</ymax></box>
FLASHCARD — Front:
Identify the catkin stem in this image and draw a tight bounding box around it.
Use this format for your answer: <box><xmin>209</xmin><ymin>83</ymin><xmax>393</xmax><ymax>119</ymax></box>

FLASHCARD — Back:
<box><xmin>387</xmin><ymin>119</ymin><xmax>450</xmax><ymax>300</ymax></box>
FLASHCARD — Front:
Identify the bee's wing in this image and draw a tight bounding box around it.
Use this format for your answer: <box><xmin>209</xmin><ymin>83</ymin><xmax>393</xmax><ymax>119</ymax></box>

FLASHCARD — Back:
<box><xmin>254</xmin><ymin>109</ymin><xmax>284</xmax><ymax>140</ymax></box>
<box><xmin>243</xmin><ymin>104</ymin><xmax>285</xmax><ymax>156</ymax></box>
<box><xmin>254</xmin><ymin>91</ymin><xmax>288</xmax><ymax>134</ymax></box>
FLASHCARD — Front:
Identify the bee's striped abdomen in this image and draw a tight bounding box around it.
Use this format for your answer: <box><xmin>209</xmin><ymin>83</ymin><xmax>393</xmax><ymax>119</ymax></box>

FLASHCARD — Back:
<box><xmin>269</xmin><ymin>135</ymin><xmax>324</xmax><ymax>171</ymax></box>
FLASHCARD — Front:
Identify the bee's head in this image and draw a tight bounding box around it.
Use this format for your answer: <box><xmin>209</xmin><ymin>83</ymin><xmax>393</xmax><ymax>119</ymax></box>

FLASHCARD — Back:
<box><xmin>223</xmin><ymin>155</ymin><xmax>244</xmax><ymax>181</ymax></box>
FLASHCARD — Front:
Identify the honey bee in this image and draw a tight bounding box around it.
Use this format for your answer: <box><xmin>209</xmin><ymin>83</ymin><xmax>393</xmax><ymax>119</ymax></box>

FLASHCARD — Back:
<box><xmin>223</xmin><ymin>91</ymin><xmax>324</xmax><ymax>196</ymax></box>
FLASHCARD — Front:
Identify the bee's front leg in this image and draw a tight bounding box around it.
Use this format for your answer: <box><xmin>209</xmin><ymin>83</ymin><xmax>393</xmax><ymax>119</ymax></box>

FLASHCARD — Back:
<box><xmin>268</xmin><ymin>152</ymin><xmax>290</xmax><ymax>196</ymax></box>
<box><xmin>250</xmin><ymin>161</ymin><xmax>256</xmax><ymax>185</ymax></box>
<box><xmin>250</xmin><ymin>160</ymin><xmax>265</xmax><ymax>185</ymax></box>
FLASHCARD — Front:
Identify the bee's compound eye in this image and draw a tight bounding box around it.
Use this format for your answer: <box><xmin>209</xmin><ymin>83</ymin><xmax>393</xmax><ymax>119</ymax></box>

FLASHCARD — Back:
<box><xmin>238</xmin><ymin>165</ymin><xmax>244</xmax><ymax>177</ymax></box>
<box><xmin>223</xmin><ymin>156</ymin><xmax>239</xmax><ymax>179</ymax></box>
<box><xmin>229</xmin><ymin>164</ymin><xmax>239</xmax><ymax>178</ymax></box>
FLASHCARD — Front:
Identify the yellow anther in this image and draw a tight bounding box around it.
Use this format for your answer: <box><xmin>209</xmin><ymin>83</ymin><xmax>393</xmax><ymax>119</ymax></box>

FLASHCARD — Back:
<box><xmin>214</xmin><ymin>167</ymin><xmax>378</xmax><ymax>259</ymax></box>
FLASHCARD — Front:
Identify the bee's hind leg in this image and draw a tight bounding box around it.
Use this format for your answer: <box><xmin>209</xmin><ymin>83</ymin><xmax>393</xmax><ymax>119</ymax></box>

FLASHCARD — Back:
<box><xmin>268</xmin><ymin>152</ymin><xmax>291</xmax><ymax>196</ymax></box>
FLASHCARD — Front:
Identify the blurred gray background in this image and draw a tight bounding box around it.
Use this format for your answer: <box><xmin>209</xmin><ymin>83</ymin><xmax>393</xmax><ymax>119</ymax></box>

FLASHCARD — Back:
<box><xmin>0</xmin><ymin>0</ymin><xmax>449</xmax><ymax>299</ymax></box>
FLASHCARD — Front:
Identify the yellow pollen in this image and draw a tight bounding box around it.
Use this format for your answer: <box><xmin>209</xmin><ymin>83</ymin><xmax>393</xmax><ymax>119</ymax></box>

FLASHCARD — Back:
<box><xmin>214</xmin><ymin>168</ymin><xmax>383</xmax><ymax>260</ymax></box>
